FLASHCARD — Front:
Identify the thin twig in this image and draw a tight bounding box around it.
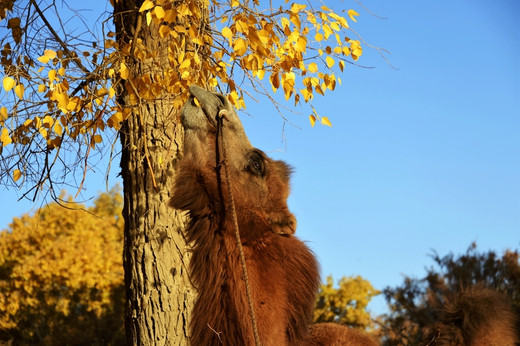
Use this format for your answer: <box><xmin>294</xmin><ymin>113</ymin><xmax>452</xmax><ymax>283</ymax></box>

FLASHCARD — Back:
<box><xmin>29</xmin><ymin>0</ymin><xmax>90</xmax><ymax>75</ymax></box>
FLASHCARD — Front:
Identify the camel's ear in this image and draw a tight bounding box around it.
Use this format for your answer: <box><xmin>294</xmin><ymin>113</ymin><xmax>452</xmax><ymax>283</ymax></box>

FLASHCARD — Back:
<box><xmin>268</xmin><ymin>210</ymin><xmax>297</xmax><ymax>235</ymax></box>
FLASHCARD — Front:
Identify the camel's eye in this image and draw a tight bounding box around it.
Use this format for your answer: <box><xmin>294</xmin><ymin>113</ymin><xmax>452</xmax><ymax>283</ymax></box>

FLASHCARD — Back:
<box><xmin>248</xmin><ymin>151</ymin><xmax>266</xmax><ymax>177</ymax></box>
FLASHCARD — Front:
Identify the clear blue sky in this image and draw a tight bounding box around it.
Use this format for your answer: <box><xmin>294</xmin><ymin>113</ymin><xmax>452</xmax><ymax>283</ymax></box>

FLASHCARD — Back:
<box><xmin>1</xmin><ymin>1</ymin><xmax>519</xmax><ymax>315</ymax></box>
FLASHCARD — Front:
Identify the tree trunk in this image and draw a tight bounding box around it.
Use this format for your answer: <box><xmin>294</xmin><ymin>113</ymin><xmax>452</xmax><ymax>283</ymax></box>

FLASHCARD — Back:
<box><xmin>113</xmin><ymin>1</ymin><xmax>201</xmax><ymax>344</ymax></box>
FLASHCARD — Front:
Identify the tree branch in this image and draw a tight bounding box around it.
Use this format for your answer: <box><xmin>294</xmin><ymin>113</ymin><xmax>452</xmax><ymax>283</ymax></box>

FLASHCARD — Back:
<box><xmin>29</xmin><ymin>0</ymin><xmax>90</xmax><ymax>75</ymax></box>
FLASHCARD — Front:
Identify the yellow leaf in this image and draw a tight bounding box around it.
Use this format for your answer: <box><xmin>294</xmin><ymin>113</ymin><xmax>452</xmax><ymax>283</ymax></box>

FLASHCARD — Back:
<box><xmin>58</xmin><ymin>67</ymin><xmax>65</xmax><ymax>76</ymax></box>
<box><xmin>348</xmin><ymin>9</ymin><xmax>360</xmax><ymax>22</ymax></box>
<box><xmin>0</xmin><ymin>107</ymin><xmax>7</xmax><ymax>121</ymax></box>
<box><xmin>308</xmin><ymin>62</ymin><xmax>318</xmax><ymax>73</ymax></box>
<box><xmin>37</xmin><ymin>49</ymin><xmax>57</xmax><ymax>64</ymax></box>
<box><xmin>44</xmin><ymin>49</ymin><xmax>57</xmax><ymax>59</ymax></box>
<box><xmin>159</xmin><ymin>25</ymin><xmax>170</xmax><ymax>38</ymax></box>
<box><xmin>301</xmin><ymin>88</ymin><xmax>313</xmax><ymax>102</ymax></box>
<box><xmin>256</xmin><ymin>69</ymin><xmax>265</xmax><ymax>80</ymax></box>
<box><xmin>233</xmin><ymin>38</ymin><xmax>248</xmax><ymax>56</ymax></box>
<box><xmin>315</xmin><ymin>84</ymin><xmax>324</xmax><ymax>95</ymax></box>
<box><xmin>326</xmin><ymin>56</ymin><xmax>335</xmax><ymax>68</ymax></box>
<box><xmin>48</xmin><ymin>69</ymin><xmax>57</xmax><ymax>82</ymax></box>
<box><xmin>221</xmin><ymin>26</ymin><xmax>233</xmax><ymax>42</ymax></box>
<box><xmin>93</xmin><ymin>134</ymin><xmax>102</xmax><ymax>144</ymax></box>
<box><xmin>295</xmin><ymin>36</ymin><xmax>307</xmax><ymax>53</ymax></box>
<box><xmin>39</xmin><ymin>126</ymin><xmax>48</xmax><ymax>138</ymax></box>
<box><xmin>322</xmin><ymin>24</ymin><xmax>332</xmax><ymax>39</ymax></box>
<box><xmin>109</xmin><ymin>87</ymin><xmax>116</xmax><ymax>99</ymax></box>
<box><xmin>270</xmin><ymin>72</ymin><xmax>280</xmax><ymax>91</ymax></box>
<box><xmin>309</xmin><ymin>114</ymin><xmax>316</xmax><ymax>127</ymax></box>
<box><xmin>120</xmin><ymin>62</ymin><xmax>129</xmax><ymax>80</ymax></box>
<box><xmin>14</xmin><ymin>84</ymin><xmax>24</xmax><ymax>99</ymax></box>
<box><xmin>179</xmin><ymin>58</ymin><xmax>191</xmax><ymax>69</ymax></box>
<box><xmin>290</xmin><ymin>3</ymin><xmax>306</xmax><ymax>13</ymax></box>
<box><xmin>38</xmin><ymin>84</ymin><xmax>47</xmax><ymax>93</ymax></box>
<box><xmin>42</xmin><ymin>115</ymin><xmax>54</xmax><ymax>127</ymax></box>
<box><xmin>231</xmin><ymin>0</ymin><xmax>239</xmax><ymax>7</ymax></box>
<box><xmin>54</xmin><ymin>121</ymin><xmax>63</xmax><ymax>136</ymax></box>
<box><xmin>1</xmin><ymin>128</ymin><xmax>12</xmax><ymax>146</ymax></box>
<box><xmin>208</xmin><ymin>78</ymin><xmax>218</xmax><ymax>87</ymax></box>
<box><xmin>55</xmin><ymin>91</ymin><xmax>69</xmax><ymax>113</ymax></box>
<box><xmin>37</xmin><ymin>56</ymin><xmax>50</xmax><ymax>64</ymax></box>
<box><xmin>67</xmin><ymin>97</ymin><xmax>80</xmax><ymax>112</ymax></box>
<box><xmin>139</xmin><ymin>0</ymin><xmax>154</xmax><ymax>12</ymax></box>
<box><xmin>330</xmin><ymin>21</ymin><xmax>340</xmax><ymax>31</ymax></box>
<box><xmin>321</xmin><ymin>116</ymin><xmax>332</xmax><ymax>127</ymax></box>
<box><xmin>13</xmin><ymin>169</ymin><xmax>22</xmax><ymax>182</ymax></box>
<box><xmin>146</xmin><ymin>12</ymin><xmax>152</xmax><ymax>25</ymax></box>
<box><xmin>3</xmin><ymin>76</ymin><xmax>15</xmax><ymax>92</ymax></box>
<box><xmin>315</xmin><ymin>32</ymin><xmax>324</xmax><ymax>42</ymax></box>
<box><xmin>34</xmin><ymin>116</ymin><xmax>42</xmax><ymax>128</ymax></box>
<box><xmin>282</xmin><ymin>72</ymin><xmax>295</xmax><ymax>100</ymax></box>
<box><xmin>290</xmin><ymin>13</ymin><xmax>301</xmax><ymax>29</ymax></box>
<box><xmin>339</xmin><ymin>60</ymin><xmax>345</xmax><ymax>72</ymax></box>
<box><xmin>154</xmin><ymin>6</ymin><xmax>165</xmax><ymax>19</ymax></box>
<box><xmin>280</xmin><ymin>17</ymin><xmax>290</xmax><ymax>30</ymax></box>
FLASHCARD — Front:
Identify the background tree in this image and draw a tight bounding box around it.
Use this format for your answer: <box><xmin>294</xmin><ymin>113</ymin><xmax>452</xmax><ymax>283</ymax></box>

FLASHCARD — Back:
<box><xmin>0</xmin><ymin>187</ymin><xmax>124</xmax><ymax>345</ymax></box>
<box><xmin>378</xmin><ymin>243</ymin><xmax>520</xmax><ymax>345</ymax></box>
<box><xmin>0</xmin><ymin>0</ymin><xmax>376</xmax><ymax>343</ymax></box>
<box><xmin>314</xmin><ymin>275</ymin><xmax>380</xmax><ymax>331</ymax></box>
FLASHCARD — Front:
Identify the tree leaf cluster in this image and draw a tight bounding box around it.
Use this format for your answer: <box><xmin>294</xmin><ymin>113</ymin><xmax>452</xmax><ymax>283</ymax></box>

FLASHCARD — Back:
<box><xmin>314</xmin><ymin>275</ymin><xmax>380</xmax><ymax>331</ymax></box>
<box><xmin>0</xmin><ymin>187</ymin><xmax>125</xmax><ymax>345</ymax></box>
<box><xmin>0</xmin><ymin>1</ymin><xmax>369</xmax><ymax>198</ymax></box>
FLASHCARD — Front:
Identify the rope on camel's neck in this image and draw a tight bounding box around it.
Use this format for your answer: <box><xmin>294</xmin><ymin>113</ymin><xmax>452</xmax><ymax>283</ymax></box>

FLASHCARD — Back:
<box><xmin>217</xmin><ymin>109</ymin><xmax>261</xmax><ymax>346</ymax></box>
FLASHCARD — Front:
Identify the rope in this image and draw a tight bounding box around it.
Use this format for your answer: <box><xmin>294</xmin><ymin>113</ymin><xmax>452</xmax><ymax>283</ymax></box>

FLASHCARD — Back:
<box><xmin>217</xmin><ymin>110</ymin><xmax>262</xmax><ymax>346</ymax></box>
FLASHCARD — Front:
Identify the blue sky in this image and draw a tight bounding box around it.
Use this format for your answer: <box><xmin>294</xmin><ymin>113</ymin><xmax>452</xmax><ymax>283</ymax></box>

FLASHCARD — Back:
<box><xmin>1</xmin><ymin>1</ymin><xmax>519</xmax><ymax>315</ymax></box>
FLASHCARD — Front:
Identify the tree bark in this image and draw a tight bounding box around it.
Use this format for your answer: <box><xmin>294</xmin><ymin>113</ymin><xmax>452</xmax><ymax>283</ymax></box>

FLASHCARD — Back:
<box><xmin>113</xmin><ymin>1</ymin><xmax>198</xmax><ymax>344</ymax></box>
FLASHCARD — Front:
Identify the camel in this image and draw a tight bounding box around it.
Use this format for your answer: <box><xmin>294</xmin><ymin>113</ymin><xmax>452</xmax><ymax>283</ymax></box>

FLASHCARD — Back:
<box><xmin>170</xmin><ymin>86</ymin><xmax>377</xmax><ymax>345</ymax></box>
<box><xmin>171</xmin><ymin>86</ymin><xmax>517</xmax><ymax>345</ymax></box>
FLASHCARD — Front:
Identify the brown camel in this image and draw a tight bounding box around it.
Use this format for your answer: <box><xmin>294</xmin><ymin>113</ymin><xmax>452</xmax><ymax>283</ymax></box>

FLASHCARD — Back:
<box><xmin>170</xmin><ymin>86</ymin><xmax>377</xmax><ymax>345</ymax></box>
<box><xmin>171</xmin><ymin>86</ymin><xmax>517</xmax><ymax>345</ymax></box>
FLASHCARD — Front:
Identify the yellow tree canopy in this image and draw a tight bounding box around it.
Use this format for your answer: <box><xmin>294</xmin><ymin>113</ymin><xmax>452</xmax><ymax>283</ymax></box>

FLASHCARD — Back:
<box><xmin>0</xmin><ymin>187</ymin><xmax>124</xmax><ymax>344</ymax></box>
<box><xmin>314</xmin><ymin>275</ymin><xmax>380</xmax><ymax>331</ymax></box>
<box><xmin>0</xmin><ymin>0</ymin><xmax>367</xmax><ymax>193</ymax></box>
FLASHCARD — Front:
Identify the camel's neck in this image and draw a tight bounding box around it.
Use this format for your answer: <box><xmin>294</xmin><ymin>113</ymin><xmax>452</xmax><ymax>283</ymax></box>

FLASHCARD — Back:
<box><xmin>187</xmin><ymin>215</ymin><xmax>256</xmax><ymax>345</ymax></box>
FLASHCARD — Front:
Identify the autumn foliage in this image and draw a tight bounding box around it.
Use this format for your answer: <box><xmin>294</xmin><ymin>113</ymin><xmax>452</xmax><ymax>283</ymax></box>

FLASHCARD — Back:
<box><xmin>314</xmin><ymin>275</ymin><xmax>380</xmax><ymax>331</ymax></box>
<box><xmin>0</xmin><ymin>187</ymin><xmax>125</xmax><ymax>344</ymax></box>
<box><xmin>1</xmin><ymin>1</ymin><xmax>372</xmax><ymax>343</ymax></box>
<box><xmin>0</xmin><ymin>0</ymin><xmax>365</xmax><ymax>192</ymax></box>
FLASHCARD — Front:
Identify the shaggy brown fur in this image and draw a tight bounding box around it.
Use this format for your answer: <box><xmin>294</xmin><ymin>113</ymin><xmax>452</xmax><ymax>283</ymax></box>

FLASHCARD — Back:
<box><xmin>170</xmin><ymin>86</ymin><xmax>376</xmax><ymax>346</ymax></box>
<box><xmin>308</xmin><ymin>323</ymin><xmax>379</xmax><ymax>345</ymax></box>
<box><xmin>425</xmin><ymin>285</ymin><xmax>518</xmax><ymax>346</ymax></box>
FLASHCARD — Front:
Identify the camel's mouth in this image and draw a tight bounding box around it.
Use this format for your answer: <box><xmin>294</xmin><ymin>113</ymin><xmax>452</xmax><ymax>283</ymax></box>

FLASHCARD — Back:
<box><xmin>182</xmin><ymin>85</ymin><xmax>228</xmax><ymax>131</ymax></box>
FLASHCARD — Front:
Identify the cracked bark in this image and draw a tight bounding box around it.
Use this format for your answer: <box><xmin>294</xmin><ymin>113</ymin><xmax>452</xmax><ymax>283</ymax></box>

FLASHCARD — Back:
<box><xmin>114</xmin><ymin>1</ymin><xmax>196</xmax><ymax>344</ymax></box>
